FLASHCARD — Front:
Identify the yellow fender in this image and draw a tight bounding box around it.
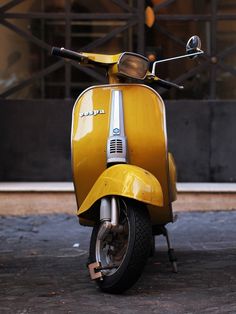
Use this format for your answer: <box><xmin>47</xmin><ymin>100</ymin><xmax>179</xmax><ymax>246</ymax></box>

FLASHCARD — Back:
<box><xmin>78</xmin><ymin>164</ymin><xmax>163</xmax><ymax>218</ymax></box>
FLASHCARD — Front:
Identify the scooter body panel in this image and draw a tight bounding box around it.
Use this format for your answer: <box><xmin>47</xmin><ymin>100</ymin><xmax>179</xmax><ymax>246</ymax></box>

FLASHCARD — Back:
<box><xmin>78</xmin><ymin>164</ymin><xmax>163</xmax><ymax>218</ymax></box>
<box><xmin>71</xmin><ymin>84</ymin><xmax>176</xmax><ymax>225</ymax></box>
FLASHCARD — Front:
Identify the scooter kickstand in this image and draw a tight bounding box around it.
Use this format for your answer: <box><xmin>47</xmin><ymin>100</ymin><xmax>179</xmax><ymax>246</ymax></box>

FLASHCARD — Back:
<box><xmin>162</xmin><ymin>226</ymin><xmax>178</xmax><ymax>273</ymax></box>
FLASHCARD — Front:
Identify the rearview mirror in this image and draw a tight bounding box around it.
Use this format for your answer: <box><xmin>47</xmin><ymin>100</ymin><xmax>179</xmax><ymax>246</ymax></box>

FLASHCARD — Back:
<box><xmin>151</xmin><ymin>35</ymin><xmax>203</xmax><ymax>76</ymax></box>
<box><xmin>186</xmin><ymin>36</ymin><xmax>202</xmax><ymax>58</ymax></box>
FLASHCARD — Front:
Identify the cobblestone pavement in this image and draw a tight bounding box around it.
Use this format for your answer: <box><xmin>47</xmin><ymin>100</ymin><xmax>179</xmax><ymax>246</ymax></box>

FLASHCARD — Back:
<box><xmin>0</xmin><ymin>211</ymin><xmax>236</xmax><ymax>314</ymax></box>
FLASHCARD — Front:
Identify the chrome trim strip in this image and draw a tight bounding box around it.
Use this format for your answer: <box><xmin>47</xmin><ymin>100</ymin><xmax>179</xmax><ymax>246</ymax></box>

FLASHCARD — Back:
<box><xmin>107</xmin><ymin>89</ymin><xmax>127</xmax><ymax>164</ymax></box>
<box><xmin>109</xmin><ymin>90</ymin><xmax>125</xmax><ymax>137</ymax></box>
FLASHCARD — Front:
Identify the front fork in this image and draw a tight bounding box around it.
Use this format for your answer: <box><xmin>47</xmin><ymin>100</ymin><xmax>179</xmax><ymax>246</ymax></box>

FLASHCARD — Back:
<box><xmin>98</xmin><ymin>197</ymin><xmax>123</xmax><ymax>241</ymax></box>
<box><xmin>88</xmin><ymin>196</ymin><xmax>123</xmax><ymax>280</ymax></box>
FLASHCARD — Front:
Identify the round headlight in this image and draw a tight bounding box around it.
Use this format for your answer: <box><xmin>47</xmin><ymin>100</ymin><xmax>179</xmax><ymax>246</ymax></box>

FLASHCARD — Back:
<box><xmin>118</xmin><ymin>53</ymin><xmax>149</xmax><ymax>80</ymax></box>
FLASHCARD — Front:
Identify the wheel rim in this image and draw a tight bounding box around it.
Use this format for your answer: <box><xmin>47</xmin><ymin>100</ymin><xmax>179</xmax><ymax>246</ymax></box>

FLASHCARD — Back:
<box><xmin>95</xmin><ymin>205</ymin><xmax>129</xmax><ymax>276</ymax></box>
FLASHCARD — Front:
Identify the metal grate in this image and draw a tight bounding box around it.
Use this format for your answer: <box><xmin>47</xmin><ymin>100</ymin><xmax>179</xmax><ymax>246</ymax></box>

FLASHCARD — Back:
<box><xmin>0</xmin><ymin>0</ymin><xmax>144</xmax><ymax>100</ymax></box>
<box><xmin>110</xmin><ymin>139</ymin><xmax>123</xmax><ymax>154</ymax></box>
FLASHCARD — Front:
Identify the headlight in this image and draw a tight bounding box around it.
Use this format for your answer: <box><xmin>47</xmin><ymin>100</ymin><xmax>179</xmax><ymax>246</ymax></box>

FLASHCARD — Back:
<box><xmin>118</xmin><ymin>52</ymin><xmax>149</xmax><ymax>80</ymax></box>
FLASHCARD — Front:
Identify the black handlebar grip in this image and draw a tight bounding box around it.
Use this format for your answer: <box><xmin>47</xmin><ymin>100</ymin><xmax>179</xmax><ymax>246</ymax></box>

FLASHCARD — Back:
<box><xmin>51</xmin><ymin>47</ymin><xmax>87</xmax><ymax>62</ymax></box>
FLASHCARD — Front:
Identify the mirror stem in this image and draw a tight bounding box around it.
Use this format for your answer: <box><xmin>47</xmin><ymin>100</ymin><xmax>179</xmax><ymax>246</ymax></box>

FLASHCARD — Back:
<box><xmin>151</xmin><ymin>50</ymin><xmax>204</xmax><ymax>76</ymax></box>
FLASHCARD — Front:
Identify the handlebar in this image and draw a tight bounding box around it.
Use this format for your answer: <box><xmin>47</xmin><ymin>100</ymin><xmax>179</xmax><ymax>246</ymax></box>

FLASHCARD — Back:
<box><xmin>51</xmin><ymin>47</ymin><xmax>184</xmax><ymax>90</ymax></box>
<box><xmin>51</xmin><ymin>47</ymin><xmax>88</xmax><ymax>63</ymax></box>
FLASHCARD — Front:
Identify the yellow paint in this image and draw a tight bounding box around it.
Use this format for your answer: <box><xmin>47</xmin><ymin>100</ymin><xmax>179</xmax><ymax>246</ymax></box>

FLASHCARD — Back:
<box><xmin>108</xmin><ymin>64</ymin><xmax>120</xmax><ymax>84</ymax></box>
<box><xmin>78</xmin><ymin>164</ymin><xmax>163</xmax><ymax>217</ymax></box>
<box><xmin>81</xmin><ymin>52</ymin><xmax>121</xmax><ymax>64</ymax></box>
<box><xmin>168</xmin><ymin>153</ymin><xmax>177</xmax><ymax>202</ymax></box>
<box><xmin>71</xmin><ymin>84</ymin><xmax>176</xmax><ymax>225</ymax></box>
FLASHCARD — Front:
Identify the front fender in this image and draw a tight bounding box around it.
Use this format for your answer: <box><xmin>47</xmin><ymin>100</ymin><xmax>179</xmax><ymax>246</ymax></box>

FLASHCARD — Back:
<box><xmin>78</xmin><ymin>164</ymin><xmax>163</xmax><ymax>217</ymax></box>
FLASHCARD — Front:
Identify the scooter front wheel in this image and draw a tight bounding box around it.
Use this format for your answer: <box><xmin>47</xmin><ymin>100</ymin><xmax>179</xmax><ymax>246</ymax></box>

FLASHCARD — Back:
<box><xmin>89</xmin><ymin>199</ymin><xmax>152</xmax><ymax>294</ymax></box>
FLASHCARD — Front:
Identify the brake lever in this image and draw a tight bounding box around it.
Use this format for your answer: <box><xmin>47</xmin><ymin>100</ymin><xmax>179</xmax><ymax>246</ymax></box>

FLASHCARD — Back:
<box><xmin>146</xmin><ymin>74</ymin><xmax>184</xmax><ymax>90</ymax></box>
<box><xmin>156</xmin><ymin>78</ymin><xmax>184</xmax><ymax>90</ymax></box>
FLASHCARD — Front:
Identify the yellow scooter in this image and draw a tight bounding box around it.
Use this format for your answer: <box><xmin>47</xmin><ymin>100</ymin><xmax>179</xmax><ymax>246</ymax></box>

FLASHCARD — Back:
<box><xmin>52</xmin><ymin>36</ymin><xmax>203</xmax><ymax>294</ymax></box>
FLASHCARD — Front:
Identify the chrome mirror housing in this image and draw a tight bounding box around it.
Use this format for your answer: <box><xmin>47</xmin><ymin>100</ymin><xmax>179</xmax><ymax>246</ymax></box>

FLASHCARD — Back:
<box><xmin>186</xmin><ymin>36</ymin><xmax>202</xmax><ymax>58</ymax></box>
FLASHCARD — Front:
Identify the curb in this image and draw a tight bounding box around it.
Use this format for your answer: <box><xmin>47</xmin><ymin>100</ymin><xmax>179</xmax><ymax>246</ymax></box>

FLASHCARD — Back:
<box><xmin>0</xmin><ymin>183</ymin><xmax>235</xmax><ymax>215</ymax></box>
<box><xmin>0</xmin><ymin>182</ymin><xmax>236</xmax><ymax>193</ymax></box>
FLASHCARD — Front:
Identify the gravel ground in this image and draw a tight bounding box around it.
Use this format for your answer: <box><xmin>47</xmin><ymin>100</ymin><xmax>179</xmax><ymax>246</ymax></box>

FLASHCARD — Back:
<box><xmin>0</xmin><ymin>211</ymin><xmax>236</xmax><ymax>314</ymax></box>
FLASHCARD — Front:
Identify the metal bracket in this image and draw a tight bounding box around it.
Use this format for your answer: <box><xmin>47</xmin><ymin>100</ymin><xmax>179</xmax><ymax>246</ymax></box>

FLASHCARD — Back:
<box><xmin>162</xmin><ymin>226</ymin><xmax>178</xmax><ymax>273</ymax></box>
<box><xmin>88</xmin><ymin>262</ymin><xmax>103</xmax><ymax>280</ymax></box>
<box><xmin>152</xmin><ymin>225</ymin><xmax>178</xmax><ymax>273</ymax></box>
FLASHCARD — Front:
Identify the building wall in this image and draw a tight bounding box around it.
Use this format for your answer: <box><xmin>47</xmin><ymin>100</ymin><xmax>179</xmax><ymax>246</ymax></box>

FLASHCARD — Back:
<box><xmin>0</xmin><ymin>99</ymin><xmax>235</xmax><ymax>182</ymax></box>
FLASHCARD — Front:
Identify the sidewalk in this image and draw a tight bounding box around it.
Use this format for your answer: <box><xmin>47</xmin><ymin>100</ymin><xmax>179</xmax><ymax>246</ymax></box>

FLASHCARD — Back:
<box><xmin>0</xmin><ymin>182</ymin><xmax>235</xmax><ymax>215</ymax></box>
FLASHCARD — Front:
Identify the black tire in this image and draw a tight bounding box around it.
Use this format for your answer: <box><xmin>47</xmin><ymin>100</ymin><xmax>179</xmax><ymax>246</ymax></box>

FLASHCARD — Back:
<box><xmin>89</xmin><ymin>198</ymin><xmax>152</xmax><ymax>294</ymax></box>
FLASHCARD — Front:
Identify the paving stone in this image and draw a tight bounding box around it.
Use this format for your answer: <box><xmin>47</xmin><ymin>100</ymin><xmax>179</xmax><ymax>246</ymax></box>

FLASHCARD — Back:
<box><xmin>0</xmin><ymin>211</ymin><xmax>236</xmax><ymax>313</ymax></box>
